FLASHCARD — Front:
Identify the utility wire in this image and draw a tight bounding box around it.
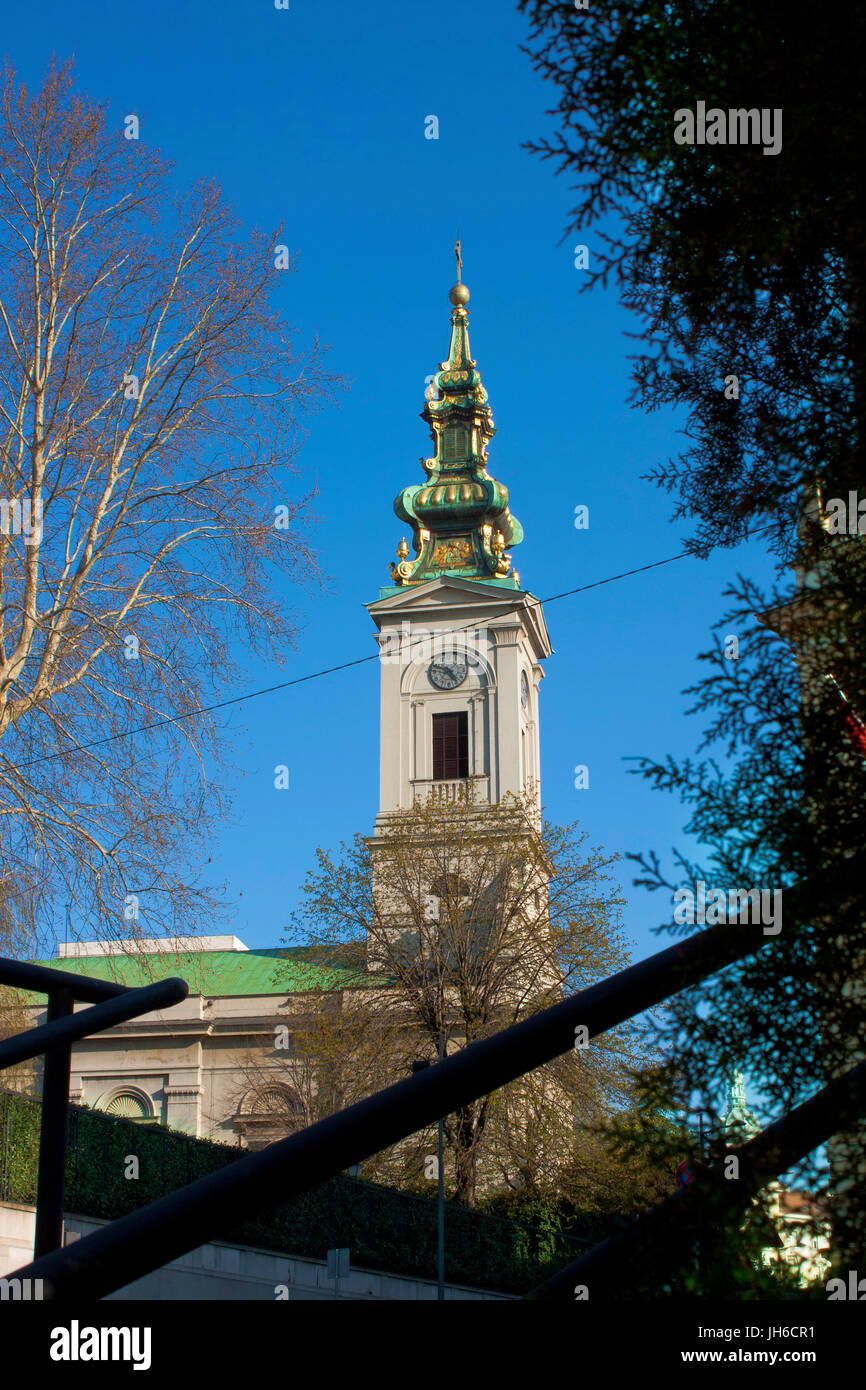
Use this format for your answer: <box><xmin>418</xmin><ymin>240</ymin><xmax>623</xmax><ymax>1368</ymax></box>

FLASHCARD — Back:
<box><xmin>16</xmin><ymin>541</ymin><xmax>749</xmax><ymax>770</ymax></box>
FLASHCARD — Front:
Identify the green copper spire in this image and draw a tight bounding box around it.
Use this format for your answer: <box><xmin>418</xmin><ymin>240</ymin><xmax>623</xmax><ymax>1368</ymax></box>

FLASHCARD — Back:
<box><xmin>387</xmin><ymin>249</ymin><xmax>524</xmax><ymax>590</ymax></box>
<box><xmin>722</xmin><ymin>1068</ymin><xmax>760</xmax><ymax>1141</ymax></box>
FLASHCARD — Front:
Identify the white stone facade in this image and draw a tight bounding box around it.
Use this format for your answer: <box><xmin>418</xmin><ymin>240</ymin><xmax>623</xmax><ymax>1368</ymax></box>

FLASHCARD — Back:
<box><xmin>367</xmin><ymin>575</ymin><xmax>552</xmax><ymax>824</ymax></box>
<box><xmin>26</xmin><ymin>940</ymin><xmax>326</xmax><ymax>1147</ymax></box>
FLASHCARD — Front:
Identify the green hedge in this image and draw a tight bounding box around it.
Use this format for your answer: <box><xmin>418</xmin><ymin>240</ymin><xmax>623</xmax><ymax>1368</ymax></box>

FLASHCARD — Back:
<box><xmin>0</xmin><ymin>1089</ymin><xmax>40</xmax><ymax>1206</ymax></box>
<box><xmin>0</xmin><ymin>1089</ymin><xmax>595</xmax><ymax>1294</ymax></box>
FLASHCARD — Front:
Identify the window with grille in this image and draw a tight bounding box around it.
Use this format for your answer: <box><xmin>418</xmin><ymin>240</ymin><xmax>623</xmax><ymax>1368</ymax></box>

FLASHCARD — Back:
<box><xmin>432</xmin><ymin>711</ymin><xmax>468</xmax><ymax>780</ymax></box>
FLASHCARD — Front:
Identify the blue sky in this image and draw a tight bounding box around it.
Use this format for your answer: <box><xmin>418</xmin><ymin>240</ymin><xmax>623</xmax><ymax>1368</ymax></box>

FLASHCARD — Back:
<box><xmin>7</xmin><ymin>0</ymin><xmax>775</xmax><ymax>962</ymax></box>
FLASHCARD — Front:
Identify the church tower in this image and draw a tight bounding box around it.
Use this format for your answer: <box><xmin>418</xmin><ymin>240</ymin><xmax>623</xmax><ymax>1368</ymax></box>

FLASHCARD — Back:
<box><xmin>367</xmin><ymin>250</ymin><xmax>553</xmax><ymax>828</ymax></box>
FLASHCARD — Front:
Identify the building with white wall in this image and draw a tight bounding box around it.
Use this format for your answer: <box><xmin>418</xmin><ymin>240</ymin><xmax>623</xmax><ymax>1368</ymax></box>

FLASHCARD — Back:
<box><xmin>24</xmin><ymin>935</ymin><xmax>368</xmax><ymax>1147</ymax></box>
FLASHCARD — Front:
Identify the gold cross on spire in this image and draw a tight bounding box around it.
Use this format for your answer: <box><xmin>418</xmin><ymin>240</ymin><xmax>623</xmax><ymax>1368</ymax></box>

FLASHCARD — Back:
<box><xmin>454</xmin><ymin>235</ymin><xmax>463</xmax><ymax>284</ymax></box>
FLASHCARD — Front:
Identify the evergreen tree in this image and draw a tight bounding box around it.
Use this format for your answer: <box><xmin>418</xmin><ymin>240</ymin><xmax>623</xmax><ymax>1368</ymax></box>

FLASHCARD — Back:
<box><xmin>520</xmin><ymin>0</ymin><xmax>866</xmax><ymax>1280</ymax></box>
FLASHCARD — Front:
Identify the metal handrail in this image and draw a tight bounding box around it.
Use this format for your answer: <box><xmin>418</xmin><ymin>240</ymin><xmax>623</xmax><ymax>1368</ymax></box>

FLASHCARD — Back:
<box><xmin>4</xmin><ymin>854</ymin><xmax>861</xmax><ymax>1300</ymax></box>
<box><xmin>0</xmin><ymin>978</ymin><xmax>189</xmax><ymax>1071</ymax></box>
<box><xmin>528</xmin><ymin>1055</ymin><xmax>866</xmax><ymax>1299</ymax></box>
<box><xmin>0</xmin><ymin>958</ymin><xmax>131</xmax><ymax>1003</ymax></box>
<box><xmin>0</xmin><ymin>956</ymin><xmax>188</xmax><ymax>1258</ymax></box>
<box><xmin>10</xmin><ymin>915</ymin><xmax>771</xmax><ymax>1299</ymax></box>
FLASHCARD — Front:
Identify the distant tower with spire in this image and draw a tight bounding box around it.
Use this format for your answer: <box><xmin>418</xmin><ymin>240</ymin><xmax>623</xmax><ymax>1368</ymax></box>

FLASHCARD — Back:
<box><xmin>385</xmin><ymin>242</ymin><xmax>525</xmax><ymax>592</ymax></box>
<box><xmin>722</xmin><ymin>1068</ymin><xmax>760</xmax><ymax>1142</ymax></box>
<box><xmin>367</xmin><ymin>249</ymin><xmax>552</xmax><ymax>825</ymax></box>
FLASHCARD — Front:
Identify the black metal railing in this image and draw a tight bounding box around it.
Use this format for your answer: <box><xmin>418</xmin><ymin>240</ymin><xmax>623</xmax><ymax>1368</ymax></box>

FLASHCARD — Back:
<box><xmin>0</xmin><ymin>956</ymin><xmax>187</xmax><ymax>1258</ymax></box>
<box><xmin>527</xmin><ymin>1054</ymin><xmax>866</xmax><ymax>1299</ymax></box>
<box><xmin>6</xmin><ymin>913</ymin><xmax>773</xmax><ymax>1298</ymax></box>
<box><xmin>3</xmin><ymin>860</ymin><xmax>864</xmax><ymax>1299</ymax></box>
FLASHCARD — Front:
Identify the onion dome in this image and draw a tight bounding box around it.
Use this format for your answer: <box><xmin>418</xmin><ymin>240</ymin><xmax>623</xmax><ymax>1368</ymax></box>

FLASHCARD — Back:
<box><xmin>387</xmin><ymin>247</ymin><xmax>524</xmax><ymax>590</ymax></box>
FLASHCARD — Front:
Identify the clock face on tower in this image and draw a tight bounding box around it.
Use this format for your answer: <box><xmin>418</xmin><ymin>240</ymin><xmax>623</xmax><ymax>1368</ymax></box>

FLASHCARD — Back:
<box><xmin>521</xmin><ymin>672</ymin><xmax>530</xmax><ymax>710</ymax></box>
<box><xmin>428</xmin><ymin>660</ymin><xmax>468</xmax><ymax>690</ymax></box>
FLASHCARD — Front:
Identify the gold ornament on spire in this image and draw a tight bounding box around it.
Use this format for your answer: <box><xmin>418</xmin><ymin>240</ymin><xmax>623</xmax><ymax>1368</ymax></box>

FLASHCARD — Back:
<box><xmin>389</xmin><ymin>536</ymin><xmax>415</xmax><ymax>581</ymax></box>
<box><xmin>449</xmin><ymin>235</ymin><xmax>470</xmax><ymax>307</ymax></box>
<box><xmin>387</xmin><ymin>250</ymin><xmax>525</xmax><ymax>590</ymax></box>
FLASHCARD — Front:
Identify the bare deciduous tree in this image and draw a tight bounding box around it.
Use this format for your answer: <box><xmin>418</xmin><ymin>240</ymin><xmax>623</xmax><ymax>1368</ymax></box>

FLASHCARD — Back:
<box><xmin>285</xmin><ymin>791</ymin><xmax>647</xmax><ymax>1207</ymax></box>
<box><xmin>0</xmin><ymin>60</ymin><xmax>339</xmax><ymax>953</ymax></box>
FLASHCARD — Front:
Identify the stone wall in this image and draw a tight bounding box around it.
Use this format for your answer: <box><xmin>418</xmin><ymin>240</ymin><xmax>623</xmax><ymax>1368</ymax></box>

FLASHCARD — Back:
<box><xmin>0</xmin><ymin>1202</ymin><xmax>511</xmax><ymax>1301</ymax></box>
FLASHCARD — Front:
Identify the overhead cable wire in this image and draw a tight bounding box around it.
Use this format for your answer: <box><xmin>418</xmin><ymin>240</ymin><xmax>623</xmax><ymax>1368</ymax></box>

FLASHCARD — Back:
<box><xmin>17</xmin><ymin>536</ymin><xmax>767</xmax><ymax>770</ymax></box>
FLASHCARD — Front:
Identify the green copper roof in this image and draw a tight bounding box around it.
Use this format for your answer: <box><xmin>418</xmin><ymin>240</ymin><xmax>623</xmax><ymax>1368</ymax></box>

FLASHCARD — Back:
<box><xmin>385</xmin><ymin>253</ymin><xmax>524</xmax><ymax>594</ymax></box>
<box><xmin>19</xmin><ymin>946</ymin><xmax>371</xmax><ymax>1002</ymax></box>
<box><xmin>376</xmin><ymin>573</ymin><xmax>522</xmax><ymax>600</ymax></box>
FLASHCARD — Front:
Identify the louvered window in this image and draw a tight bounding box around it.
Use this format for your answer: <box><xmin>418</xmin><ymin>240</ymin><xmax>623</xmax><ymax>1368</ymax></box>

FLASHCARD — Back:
<box><xmin>442</xmin><ymin>426</ymin><xmax>466</xmax><ymax>462</ymax></box>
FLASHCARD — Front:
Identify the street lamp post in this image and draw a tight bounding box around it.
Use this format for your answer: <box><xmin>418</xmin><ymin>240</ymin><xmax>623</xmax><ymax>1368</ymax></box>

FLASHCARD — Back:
<box><xmin>412</xmin><ymin>1029</ymin><xmax>446</xmax><ymax>1301</ymax></box>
